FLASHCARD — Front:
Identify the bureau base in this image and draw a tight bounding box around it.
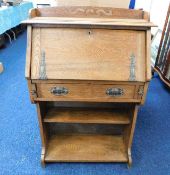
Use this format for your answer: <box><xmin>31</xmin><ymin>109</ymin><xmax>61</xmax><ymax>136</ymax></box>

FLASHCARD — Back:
<box><xmin>37</xmin><ymin>102</ymin><xmax>137</xmax><ymax>167</ymax></box>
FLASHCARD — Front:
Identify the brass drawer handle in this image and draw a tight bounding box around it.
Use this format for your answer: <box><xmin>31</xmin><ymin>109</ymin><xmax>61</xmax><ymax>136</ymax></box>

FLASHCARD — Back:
<box><xmin>106</xmin><ymin>88</ymin><xmax>124</xmax><ymax>97</ymax></box>
<box><xmin>50</xmin><ymin>87</ymin><xmax>68</xmax><ymax>96</ymax></box>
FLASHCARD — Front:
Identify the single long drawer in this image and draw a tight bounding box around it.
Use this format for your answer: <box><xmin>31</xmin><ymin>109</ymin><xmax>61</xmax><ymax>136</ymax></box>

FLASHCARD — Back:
<box><xmin>36</xmin><ymin>83</ymin><xmax>139</xmax><ymax>102</ymax></box>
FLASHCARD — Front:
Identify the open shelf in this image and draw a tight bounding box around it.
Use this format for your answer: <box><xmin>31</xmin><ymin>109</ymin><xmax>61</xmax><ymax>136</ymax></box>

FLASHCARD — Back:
<box><xmin>44</xmin><ymin>107</ymin><xmax>130</xmax><ymax>124</ymax></box>
<box><xmin>45</xmin><ymin>134</ymin><xmax>128</xmax><ymax>162</ymax></box>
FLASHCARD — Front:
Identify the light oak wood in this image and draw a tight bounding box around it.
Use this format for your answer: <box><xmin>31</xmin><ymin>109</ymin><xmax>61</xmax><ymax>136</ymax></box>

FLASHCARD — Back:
<box><xmin>29</xmin><ymin>8</ymin><xmax>37</xmax><ymax>19</ymax></box>
<box><xmin>25</xmin><ymin>26</ymin><xmax>32</xmax><ymax>79</ymax></box>
<box><xmin>36</xmin><ymin>103</ymin><xmax>47</xmax><ymax>147</ymax></box>
<box><xmin>26</xmin><ymin>17</ymin><xmax>151</xmax><ymax>23</ymax></box>
<box><xmin>32</xmin><ymin>80</ymin><xmax>145</xmax><ymax>85</ymax></box>
<box><xmin>146</xmin><ymin>29</ymin><xmax>151</xmax><ymax>81</ymax></box>
<box><xmin>44</xmin><ymin>107</ymin><xmax>130</xmax><ymax>124</ymax></box>
<box><xmin>27</xmin><ymin>80</ymin><xmax>37</xmax><ymax>103</ymax></box>
<box><xmin>25</xmin><ymin>7</ymin><xmax>152</xmax><ymax>167</ymax></box>
<box><xmin>28</xmin><ymin>25</ymin><xmax>151</xmax><ymax>31</ymax></box>
<box><xmin>35</xmin><ymin>98</ymin><xmax>141</xmax><ymax>103</ymax></box>
<box><xmin>31</xmin><ymin>28</ymin><xmax>146</xmax><ymax>82</ymax></box>
<box><xmin>141</xmin><ymin>82</ymin><xmax>149</xmax><ymax>105</ymax></box>
<box><xmin>127</xmin><ymin>106</ymin><xmax>138</xmax><ymax>149</ymax></box>
<box><xmin>143</xmin><ymin>11</ymin><xmax>150</xmax><ymax>21</ymax></box>
<box><xmin>36</xmin><ymin>102</ymin><xmax>48</xmax><ymax>166</ymax></box>
<box><xmin>31</xmin><ymin>28</ymin><xmax>41</xmax><ymax>79</ymax></box>
<box><xmin>30</xmin><ymin>6</ymin><xmax>145</xmax><ymax>19</ymax></box>
<box><xmin>36</xmin><ymin>83</ymin><xmax>136</xmax><ymax>101</ymax></box>
<box><xmin>23</xmin><ymin>17</ymin><xmax>155</xmax><ymax>28</ymax></box>
<box><xmin>123</xmin><ymin>105</ymin><xmax>138</xmax><ymax>167</ymax></box>
<box><xmin>45</xmin><ymin>134</ymin><xmax>127</xmax><ymax>162</ymax></box>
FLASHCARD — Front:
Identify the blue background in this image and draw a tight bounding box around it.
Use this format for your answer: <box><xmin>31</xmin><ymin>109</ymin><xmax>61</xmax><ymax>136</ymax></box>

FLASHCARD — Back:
<box><xmin>0</xmin><ymin>2</ymin><xmax>33</xmax><ymax>35</ymax></box>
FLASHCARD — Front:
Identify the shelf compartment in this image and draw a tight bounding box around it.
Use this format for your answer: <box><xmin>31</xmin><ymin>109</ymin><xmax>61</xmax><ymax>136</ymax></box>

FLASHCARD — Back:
<box><xmin>45</xmin><ymin>134</ymin><xmax>128</xmax><ymax>162</ymax></box>
<box><xmin>44</xmin><ymin>107</ymin><xmax>130</xmax><ymax>124</ymax></box>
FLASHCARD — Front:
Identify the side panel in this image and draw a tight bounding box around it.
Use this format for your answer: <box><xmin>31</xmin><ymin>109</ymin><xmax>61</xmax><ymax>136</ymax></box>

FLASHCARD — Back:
<box><xmin>25</xmin><ymin>25</ymin><xmax>32</xmax><ymax>79</ymax></box>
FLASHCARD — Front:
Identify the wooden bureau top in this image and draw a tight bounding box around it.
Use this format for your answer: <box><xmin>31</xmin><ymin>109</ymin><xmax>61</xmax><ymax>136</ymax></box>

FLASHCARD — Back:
<box><xmin>25</xmin><ymin>7</ymin><xmax>153</xmax><ymax>82</ymax></box>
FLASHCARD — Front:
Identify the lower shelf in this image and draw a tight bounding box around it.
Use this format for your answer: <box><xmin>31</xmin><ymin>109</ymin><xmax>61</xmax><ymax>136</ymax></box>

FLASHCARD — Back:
<box><xmin>45</xmin><ymin>134</ymin><xmax>128</xmax><ymax>162</ymax></box>
<box><xmin>44</xmin><ymin>107</ymin><xmax>130</xmax><ymax>124</ymax></box>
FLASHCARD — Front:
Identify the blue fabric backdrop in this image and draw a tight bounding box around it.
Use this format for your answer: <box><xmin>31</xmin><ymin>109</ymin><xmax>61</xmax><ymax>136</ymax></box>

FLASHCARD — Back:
<box><xmin>0</xmin><ymin>2</ymin><xmax>33</xmax><ymax>35</ymax></box>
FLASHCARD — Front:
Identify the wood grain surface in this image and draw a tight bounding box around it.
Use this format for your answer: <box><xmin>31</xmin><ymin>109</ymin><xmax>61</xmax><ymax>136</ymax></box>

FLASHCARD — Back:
<box><xmin>31</xmin><ymin>28</ymin><xmax>146</xmax><ymax>81</ymax></box>
<box><xmin>30</xmin><ymin>6</ymin><xmax>145</xmax><ymax>19</ymax></box>
<box><xmin>45</xmin><ymin>134</ymin><xmax>127</xmax><ymax>162</ymax></box>
<box><xmin>23</xmin><ymin>17</ymin><xmax>155</xmax><ymax>27</ymax></box>
<box><xmin>44</xmin><ymin>107</ymin><xmax>130</xmax><ymax>124</ymax></box>
<box><xmin>25</xmin><ymin>26</ymin><xmax>32</xmax><ymax>79</ymax></box>
<box><xmin>36</xmin><ymin>83</ymin><xmax>136</xmax><ymax>101</ymax></box>
<box><xmin>25</xmin><ymin>6</ymin><xmax>152</xmax><ymax>166</ymax></box>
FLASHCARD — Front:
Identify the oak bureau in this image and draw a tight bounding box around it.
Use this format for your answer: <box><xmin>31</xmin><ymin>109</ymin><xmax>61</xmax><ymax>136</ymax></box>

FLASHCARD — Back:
<box><xmin>23</xmin><ymin>6</ymin><xmax>154</xmax><ymax>167</ymax></box>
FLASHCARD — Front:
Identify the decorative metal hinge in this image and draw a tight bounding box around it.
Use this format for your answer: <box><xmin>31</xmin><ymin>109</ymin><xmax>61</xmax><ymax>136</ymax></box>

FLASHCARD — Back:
<box><xmin>39</xmin><ymin>50</ymin><xmax>47</xmax><ymax>80</ymax></box>
<box><xmin>129</xmin><ymin>54</ymin><xmax>136</xmax><ymax>81</ymax></box>
<box><xmin>138</xmin><ymin>86</ymin><xmax>144</xmax><ymax>96</ymax></box>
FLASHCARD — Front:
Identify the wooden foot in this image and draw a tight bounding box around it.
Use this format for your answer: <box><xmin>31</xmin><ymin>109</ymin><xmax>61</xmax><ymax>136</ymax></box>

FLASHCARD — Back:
<box><xmin>41</xmin><ymin>147</ymin><xmax>46</xmax><ymax>168</ymax></box>
<box><xmin>127</xmin><ymin>148</ymin><xmax>132</xmax><ymax>168</ymax></box>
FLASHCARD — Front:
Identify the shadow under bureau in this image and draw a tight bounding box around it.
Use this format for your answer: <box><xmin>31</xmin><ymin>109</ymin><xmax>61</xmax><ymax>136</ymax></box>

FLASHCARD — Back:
<box><xmin>23</xmin><ymin>6</ymin><xmax>154</xmax><ymax>167</ymax></box>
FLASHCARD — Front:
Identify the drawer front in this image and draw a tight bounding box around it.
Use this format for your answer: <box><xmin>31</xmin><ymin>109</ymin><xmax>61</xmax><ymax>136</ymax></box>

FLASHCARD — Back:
<box><xmin>36</xmin><ymin>83</ymin><xmax>137</xmax><ymax>101</ymax></box>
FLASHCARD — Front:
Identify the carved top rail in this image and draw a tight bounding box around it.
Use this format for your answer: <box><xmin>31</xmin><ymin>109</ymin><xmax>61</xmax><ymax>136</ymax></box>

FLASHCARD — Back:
<box><xmin>29</xmin><ymin>6</ymin><xmax>149</xmax><ymax>20</ymax></box>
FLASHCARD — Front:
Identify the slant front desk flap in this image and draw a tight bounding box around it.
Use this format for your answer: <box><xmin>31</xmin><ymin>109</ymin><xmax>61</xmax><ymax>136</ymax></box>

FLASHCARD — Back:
<box><xmin>24</xmin><ymin>7</ymin><xmax>154</xmax><ymax>167</ymax></box>
<box><xmin>31</xmin><ymin>28</ymin><xmax>145</xmax><ymax>81</ymax></box>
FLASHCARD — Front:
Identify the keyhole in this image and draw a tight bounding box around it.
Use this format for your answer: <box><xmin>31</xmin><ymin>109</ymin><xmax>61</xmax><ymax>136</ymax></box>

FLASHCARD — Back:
<box><xmin>89</xmin><ymin>30</ymin><xmax>92</xmax><ymax>35</ymax></box>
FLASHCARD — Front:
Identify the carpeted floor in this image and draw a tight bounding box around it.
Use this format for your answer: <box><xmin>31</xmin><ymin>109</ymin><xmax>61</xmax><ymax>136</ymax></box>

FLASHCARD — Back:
<box><xmin>0</xmin><ymin>32</ymin><xmax>170</xmax><ymax>175</ymax></box>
